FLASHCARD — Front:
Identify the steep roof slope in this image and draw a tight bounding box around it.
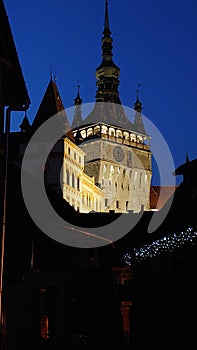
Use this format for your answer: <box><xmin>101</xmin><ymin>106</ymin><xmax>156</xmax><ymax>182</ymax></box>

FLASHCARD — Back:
<box><xmin>31</xmin><ymin>78</ymin><xmax>74</xmax><ymax>141</ymax></box>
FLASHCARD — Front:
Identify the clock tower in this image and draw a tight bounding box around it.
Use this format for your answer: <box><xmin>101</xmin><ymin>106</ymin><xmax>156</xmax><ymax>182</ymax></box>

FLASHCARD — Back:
<box><xmin>72</xmin><ymin>0</ymin><xmax>152</xmax><ymax>213</ymax></box>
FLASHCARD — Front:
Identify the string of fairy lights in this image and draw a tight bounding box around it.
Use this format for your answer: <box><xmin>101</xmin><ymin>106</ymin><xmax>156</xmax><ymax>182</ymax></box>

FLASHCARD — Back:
<box><xmin>124</xmin><ymin>227</ymin><xmax>197</xmax><ymax>265</ymax></box>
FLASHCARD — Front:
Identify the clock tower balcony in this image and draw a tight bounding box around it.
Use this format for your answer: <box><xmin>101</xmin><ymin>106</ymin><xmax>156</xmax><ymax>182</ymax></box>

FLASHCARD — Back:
<box><xmin>73</xmin><ymin>122</ymin><xmax>151</xmax><ymax>151</ymax></box>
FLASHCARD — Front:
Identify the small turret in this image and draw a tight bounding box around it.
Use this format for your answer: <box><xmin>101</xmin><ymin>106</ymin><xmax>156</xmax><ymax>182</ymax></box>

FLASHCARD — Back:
<box><xmin>72</xmin><ymin>83</ymin><xmax>83</xmax><ymax>130</ymax></box>
<box><xmin>134</xmin><ymin>84</ymin><xmax>146</xmax><ymax>135</ymax></box>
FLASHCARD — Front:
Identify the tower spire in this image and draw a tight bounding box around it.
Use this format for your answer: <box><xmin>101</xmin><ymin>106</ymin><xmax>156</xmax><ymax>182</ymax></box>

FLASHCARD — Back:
<box><xmin>95</xmin><ymin>0</ymin><xmax>121</xmax><ymax>104</ymax></box>
<box><xmin>72</xmin><ymin>82</ymin><xmax>83</xmax><ymax>130</ymax></box>
<box><xmin>74</xmin><ymin>81</ymin><xmax>82</xmax><ymax>106</ymax></box>
<box><xmin>103</xmin><ymin>0</ymin><xmax>111</xmax><ymax>36</ymax></box>
<box><xmin>84</xmin><ymin>0</ymin><xmax>135</xmax><ymax>129</ymax></box>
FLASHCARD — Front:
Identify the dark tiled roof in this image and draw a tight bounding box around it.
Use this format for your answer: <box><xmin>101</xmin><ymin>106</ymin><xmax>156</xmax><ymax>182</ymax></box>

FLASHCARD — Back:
<box><xmin>83</xmin><ymin>102</ymin><xmax>137</xmax><ymax>132</ymax></box>
<box><xmin>31</xmin><ymin>79</ymin><xmax>74</xmax><ymax>142</ymax></box>
<box><xmin>150</xmin><ymin>185</ymin><xmax>178</xmax><ymax>210</ymax></box>
<box><xmin>0</xmin><ymin>0</ymin><xmax>30</xmax><ymax>107</ymax></box>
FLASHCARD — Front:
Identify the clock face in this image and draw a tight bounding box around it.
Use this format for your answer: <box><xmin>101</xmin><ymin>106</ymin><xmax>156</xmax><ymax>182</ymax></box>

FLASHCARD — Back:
<box><xmin>113</xmin><ymin>146</ymin><xmax>124</xmax><ymax>162</ymax></box>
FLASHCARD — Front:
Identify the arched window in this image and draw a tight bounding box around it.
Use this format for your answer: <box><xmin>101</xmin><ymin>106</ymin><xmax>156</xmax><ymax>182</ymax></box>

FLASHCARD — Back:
<box><xmin>116</xmin><ymin>130</ymin><xmax>122</xmax><ymax>138</ymax></box>
<box><xmin>123</xmin><ymin>132</ymin><xmax>129</xmax><ymax>140</ymax></box>
<box><xmin>94</xmin><ymin>125</ymin><xmax>100</xmax><ymax>135</ymax></box>
<box><xmin>81</xmin><ymin>130</ymin><xmax>86</xmax><ymax>138</ymax></box>
<box><xmin>101</xmin><ymin>125</ymin><xmax>107</xmax><ymax>134</ymax></box>
<box><xmin>130</xmin><ymin>134</ymin><xmax>136</xmax><ymax>142</ymax></box>
<box><xmin>110</xmin><ymin>165</ymin><xmax>114</xmax><ymax>174</ymax></box>
<box><xmin>87</xmin><ymin>128</ymin><xmax>93</xmax><ymax>137</ymax></box>
<box><xmin>109</xmin><ymin>127</ymin><xmax>115</xmax><ymax>137</ymax></box>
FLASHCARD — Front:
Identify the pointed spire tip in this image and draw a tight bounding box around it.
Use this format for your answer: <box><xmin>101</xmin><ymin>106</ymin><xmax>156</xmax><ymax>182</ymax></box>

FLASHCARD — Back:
<box><xmin>134</xmin><ymin>84</ymin><xmax>143</xmax><ymax>113</ymax></box>
<box><xmin>103</xmin><ymin>0</ymin><xmax>111</xmax><ymax>35</ymax></box>
<box><xmin>74</xmin><ymin>80</ymin><xmax>82</xmax><ymax>106</ymax></box>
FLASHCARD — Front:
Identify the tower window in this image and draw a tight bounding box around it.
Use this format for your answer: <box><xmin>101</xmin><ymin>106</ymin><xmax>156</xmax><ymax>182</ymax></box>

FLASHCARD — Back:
<box><xmin>128</xmin><ymin>152</ymin><xmax>132</xmax><ymax>161</ymax></box>
<box><xmin>72</xmin><ymin>173</ymin><xmax>75</xmax><ymax>188</ymax></box>
<box><xmin>109</xmin><ymin>128</ymin><xmax>115</xmax><ymax>137</ymax></box>
<box><xmin>116</xmin><ymin>201</ymin><xmax>120</xmax><ymax>209</ymax></box>
<box><xmin>101</xmin><ymin>125</ymin><xmax>107</xmax><ymax>134</ymax></box>
<box><xmin>116</xmin><ymin>130</ymin><xmax>122</xmax><ymax>138</ymax></box>
<box><xmin>87</xmin><ymin>128</ymin><xmax>93</xmax><ymax>137</ymax></box>
<box><xmin>66</xmin><ymin>169</ymin><xmax>70</xmax><ymax>185</ymax></box>
<box><xmin>139</xmin><ymin>173</ymin><xmax>142</xmax><ymax>188</ymax></box>
<box><xmin>124</xmin><ymin>132</ymin><xmax>129</xmax><ymax>140</ymax></box>
<box><xmin>77</xmin><ymin>177</ymin><xmax>80</xmax><ymax>191</ymax></box>
<box><xmin>110</xmin><ymin>165</ymin><xmax>114</xmax><ymax>174</ymax></box>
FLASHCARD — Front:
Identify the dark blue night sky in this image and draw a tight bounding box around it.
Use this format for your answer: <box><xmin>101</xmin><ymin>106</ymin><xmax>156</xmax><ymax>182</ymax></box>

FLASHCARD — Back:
<box><xmin>4</xmin><ymin>0</ymin><xmax>197</xmax><ymax>184</ymax></box>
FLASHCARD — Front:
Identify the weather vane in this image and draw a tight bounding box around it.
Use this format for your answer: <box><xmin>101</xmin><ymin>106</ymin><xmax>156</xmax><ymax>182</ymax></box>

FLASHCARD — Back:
<box><xmin>136</xmin><ymin>84</ymin><xmax>141</xmax><ymax>99</ymax></box>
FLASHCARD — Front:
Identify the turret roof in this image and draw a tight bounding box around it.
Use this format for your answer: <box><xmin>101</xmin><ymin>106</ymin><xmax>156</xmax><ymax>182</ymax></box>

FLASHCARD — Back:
<box><xmin>31</xmin><ymin>78</ymin><xmax>74</xmax><ymax>141</ymax></box>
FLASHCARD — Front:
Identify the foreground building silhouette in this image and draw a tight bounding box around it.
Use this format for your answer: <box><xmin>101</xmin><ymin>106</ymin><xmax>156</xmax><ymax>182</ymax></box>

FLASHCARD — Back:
<box><xmin>0</xmin><ymin>1</ymin><xmax>197</xmax><ymax>350</ymax></box>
